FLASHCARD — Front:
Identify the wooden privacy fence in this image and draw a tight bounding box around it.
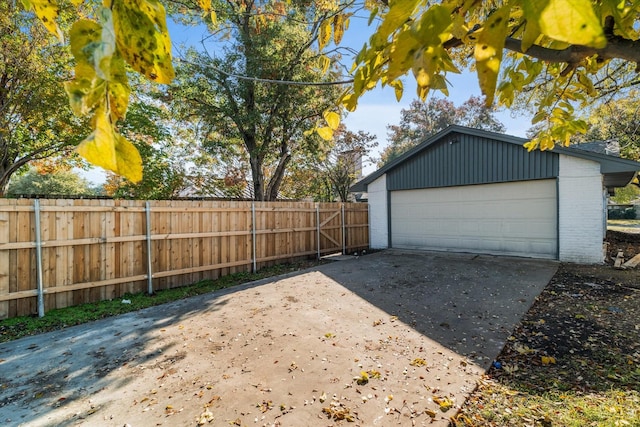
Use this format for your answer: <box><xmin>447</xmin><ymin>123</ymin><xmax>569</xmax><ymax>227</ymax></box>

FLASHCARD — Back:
<box><xmin>0</xmin><ymin>199</ymin><xmax>369</xmax><ymax>319</ymax></box>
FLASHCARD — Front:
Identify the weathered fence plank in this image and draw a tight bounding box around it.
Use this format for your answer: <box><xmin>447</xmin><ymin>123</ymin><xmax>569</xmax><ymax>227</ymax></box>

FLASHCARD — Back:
<box><xmin>0</xmin><ymin>199</ymin><xmax>369</xmax><ymax>319</ymax></box>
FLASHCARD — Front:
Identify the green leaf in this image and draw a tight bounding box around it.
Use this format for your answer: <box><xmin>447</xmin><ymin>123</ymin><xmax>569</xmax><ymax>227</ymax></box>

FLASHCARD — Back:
<box><xmin>532</xmin><ymin>110</ymin><xmax>547</xmax><ymax>124</ymax></box>
<box><xmin>523</xmin><ymin>0</ymin><xmax>606</xmax><ymax>48</ymax></box>
<box><xmin>77</xmin><ymin>107</ymin><xmax>143</xmax><ymax>182</ymax></box>
<box><xmin>367</xmin><ymin>7</ymin><xmax>378</xmax><ymax>26</ymax></box>
<box><xmin>67</xmin><ymin>17</ymin><xmax>131</xmax><ymax>121</ymax></box>
<box><xmin>323</xmin><ymin>111</ymin><xmax>340</xmax><ymax>130</ymax></box>
<box><xmin>64</xmin><ymin>63</ymin><xmax>105</xmax><ymax>117</ymax></box>
<box><xmin>475</xmin><ymin>5</ymin><xmax>510</xmax><ymax>105</ymax></box>
<box><xmin>112</xmin><ymin>0</ymin><xmax>175</xmax><ymax>83</ymax></box>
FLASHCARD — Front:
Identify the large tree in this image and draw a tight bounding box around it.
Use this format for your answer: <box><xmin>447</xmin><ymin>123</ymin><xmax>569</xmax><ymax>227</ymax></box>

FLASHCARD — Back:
<box><xmin>0</xmin><ymin>2</ymin><xmax>86</xmax><ymax>196</ymax></box>
<box><xmin>580</xmin><ymin>93</ymin><xmax>640</xmax><ymax>161</ymax></box>
<box><xmin>379</xmin><ymin>96</ymin><xmax>505</xmax><ymax>165</ymax></box>
<box><xmin>169</xmin><ymin>0</ymin><xmax>347</xmax><ymax>200</ymax></box>
<box><xmin>7</xmin><ymin>168</ymin><xmax>95</xmax><ymax>197</ymax></box>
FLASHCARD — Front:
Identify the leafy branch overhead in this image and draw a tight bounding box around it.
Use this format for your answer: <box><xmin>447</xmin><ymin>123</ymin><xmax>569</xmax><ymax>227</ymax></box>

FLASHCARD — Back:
<box><xmin>345</xmin><ymin>0</ymin><xmax>640</xmax><ymax>150</ymax></box>
<box><xmin>21</xmin><ymin>0</ymin><xmax>176</xmax><ymax>182</ymax></box>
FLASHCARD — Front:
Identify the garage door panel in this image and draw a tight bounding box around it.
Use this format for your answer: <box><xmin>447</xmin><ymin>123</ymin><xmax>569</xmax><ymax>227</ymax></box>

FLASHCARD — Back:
<box><xmin>391</xmin><ymin>180</ymin><xmax>557</xmax><ymax>258</ymax></box>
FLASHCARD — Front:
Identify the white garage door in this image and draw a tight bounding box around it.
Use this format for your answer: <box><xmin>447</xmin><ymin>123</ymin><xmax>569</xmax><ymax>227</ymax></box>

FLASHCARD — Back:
<box><xmin>391</xmin><ymin>180</ymin><xmax>557</xmax><ymax>259</ymax></box>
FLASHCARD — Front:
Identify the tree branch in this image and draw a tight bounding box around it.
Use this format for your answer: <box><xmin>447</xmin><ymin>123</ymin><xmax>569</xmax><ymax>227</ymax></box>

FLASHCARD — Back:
<box><xmin>444</xmin><ymin>34</ymin><xmax>640</xmax><ymax>65</ymax></box>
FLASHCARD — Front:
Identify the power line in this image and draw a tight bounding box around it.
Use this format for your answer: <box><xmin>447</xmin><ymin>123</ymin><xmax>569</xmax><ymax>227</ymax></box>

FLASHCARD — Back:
<box><xmin>178</xmin><ymin>57</ymin><xmax>355</xmax><ymax>86</ymax></box>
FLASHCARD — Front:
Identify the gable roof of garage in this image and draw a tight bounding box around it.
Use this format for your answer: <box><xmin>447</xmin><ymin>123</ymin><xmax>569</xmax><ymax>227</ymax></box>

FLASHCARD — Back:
<box><xmin>351</xmin><ymin>125</ymin><xmax>640</xmax><ymax>192</ymax></box>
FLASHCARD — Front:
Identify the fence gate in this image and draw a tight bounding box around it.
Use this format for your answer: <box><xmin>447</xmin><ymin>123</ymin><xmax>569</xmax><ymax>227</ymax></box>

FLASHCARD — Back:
<box><xmin>317</xmin><ymin>204</ymin><xmax>345</xmax><ymax>256</ymax></box>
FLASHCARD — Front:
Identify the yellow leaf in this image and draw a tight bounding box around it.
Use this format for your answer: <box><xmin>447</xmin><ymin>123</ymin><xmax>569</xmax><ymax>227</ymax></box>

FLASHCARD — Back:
<box><xmin>386</xmin><ymin>28</ymin><xmax>419</xmax><ymax>81</ymax></box>
<box><xmin>323</xmin><ymin>111</ymin><xmax>340</xmax><ymax>130</ymax></box>
<box><xmin>523</xmin><ymin>0</ymin><xmax>606</xmax><ymax>48</ymax></box>
<box><xmin>319</xmin><ymin>55</ymin><xmax>330</xmax><ymax>74</ymax></box>
<box><xmin>340</xmin><ymin>92</ymin><xmax>358</xmax><ymax>112</ymax></box>
<box><xmin>317</xmin><ymin>127</ymin><xmax>334</xmax><ymax>140</ymax></box>
<box><xmin>22</xmin><ymin>0</ymin><xmax>64</xmax><ymax>43</ymax></box>
<box><xmin>333</xmin><ymin>14</ymin><xmax>345</xmax><ymax>45</ymax></box>
<box><xmin>409</xmin><ymin>357</ymin><xmax>427</xmax><ymax>367</ymax></box>
<box><xmin>355</xmin><ymin>371</ymin><xmax>369</xmax><ymax>385</ymax></box>
<box><xmin>318</xmin><ymin>19</ymin><xmax>331</xmax><ymax>51</ymax></box>
<box><xmin>521</xmin><ymin>19</ymin><xmax>541</xmax><ymax>52</ymax></box>
<box><xmin>106</xmin><ymin>56</ymin><xmax>131</xmax><ymax>121</ymax></box>
<box><xmin>475</xmin><ymin>5</ymin><xmax>510</xmax><ymax>105</ymax></box>
<box><xmin>433</xmin><ymin>396</ymin><xmax>454</xmax><ymax>412</ymax></box>
<box><xmin>112</xmin><ymin>0</ymin><xmax>175</xmax><ymax>84</ymax></box>
<box><xmin>377</xmin><ymin>0</ymin><xmax>420</xmax><ymax>40</ymax></box>
<box><xmin>390</xmin><ymin>80</ymin><xmax>403</xmax><ymax>101</ymax></box>
<box><xmin>211</xmin><ymin>10</ymin><xmax>217</xmax><ymax>26</ymax></box>
<box><xmin>541</xmin><ymin>356</ymin><xmax>556</xmax><ymax>365</ymax></box>
<box><xmin>77</xmin><ymin>107</ymin><xmax>142</xmax><ymax>182</ymax></box>
<box><xmin>198</xmin><ymin>0</ymin><xmax>211</xmax><ymax>11</ymax></box>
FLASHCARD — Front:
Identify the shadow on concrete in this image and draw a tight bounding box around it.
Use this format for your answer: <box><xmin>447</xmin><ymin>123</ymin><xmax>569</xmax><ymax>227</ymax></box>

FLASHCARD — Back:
<box><xmin>315</xmin><ymin>249</ymin><xmax>558</xmax><ymax>369</ymax></box>
<box><xmin>0</xmin><ymin>249</ymin><xmax>557</xmax><ymax>426</ymax></box>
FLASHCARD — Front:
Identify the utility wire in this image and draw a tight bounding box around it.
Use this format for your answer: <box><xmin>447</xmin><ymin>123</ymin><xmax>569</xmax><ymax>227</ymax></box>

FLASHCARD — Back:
<box><xmin>177</xmin><ymin>57</ymin><xmax>355</xmax><ymax>86</ymax></box>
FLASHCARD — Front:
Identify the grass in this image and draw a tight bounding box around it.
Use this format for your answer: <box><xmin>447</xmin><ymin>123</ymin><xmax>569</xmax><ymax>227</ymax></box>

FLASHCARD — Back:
<box><xmin>608</xmin><ymin>219</ymin><xmax>640</xmax><ymax>233</ymax></box>
<box><xmin>454</xmin><ymin>381</ymin><xmax>639</xmax><ymax>427</ymax></box>
<box><xmin>452</xmin><ymin>263</ymin><xmax>640</xmax><ymax>427</ymax></box>
<box><xmin>0</xmin><ymin>260</ymin><xmax>321</xmax><ymax>343</ymax></box>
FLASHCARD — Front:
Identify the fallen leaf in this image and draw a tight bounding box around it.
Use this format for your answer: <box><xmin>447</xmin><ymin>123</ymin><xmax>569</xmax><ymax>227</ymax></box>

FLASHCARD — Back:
<box><xmin>355</xmin><ymin>371</ymin><xmax>369</xmax><ymax>385</ymax></box>
<box><xmin>541</xmin><ymin>356</ymin><xmax>556</xmax><ymax>365</ymax></box>
<box><xmin>410</xmin><ymin>358</ymin><xmax>427</xmax><ymax>367</ymax></box>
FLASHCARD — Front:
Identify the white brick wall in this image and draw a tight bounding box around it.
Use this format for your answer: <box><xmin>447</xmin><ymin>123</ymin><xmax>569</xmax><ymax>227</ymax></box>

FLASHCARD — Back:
<box><xmin>367</xmin><ymin>175</ymin><xmax>388</xmax><ymax>249</ymax></box>
<box><xmin>558</xmin><ymin>154</ymin><xmax>605</xmax><ymax>263</ymax></box>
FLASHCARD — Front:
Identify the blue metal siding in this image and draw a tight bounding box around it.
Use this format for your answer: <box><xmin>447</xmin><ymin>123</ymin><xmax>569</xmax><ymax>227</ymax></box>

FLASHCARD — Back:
<box><xmin>387</xmin><ymin>133</ymin><xmax>559</xmax><ymax>191</ymax></box>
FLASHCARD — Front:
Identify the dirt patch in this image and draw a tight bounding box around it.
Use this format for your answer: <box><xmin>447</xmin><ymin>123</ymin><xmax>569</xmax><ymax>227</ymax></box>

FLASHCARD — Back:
<box><xmin>606</xmin><ymin>229</ymin><xmax>640</xmax><ymax>262</ymax></box>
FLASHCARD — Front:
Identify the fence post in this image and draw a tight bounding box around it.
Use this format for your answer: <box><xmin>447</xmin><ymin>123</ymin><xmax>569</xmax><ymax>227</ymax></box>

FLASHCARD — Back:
<box><xmin>341</xmin><ymin>203</ymin><xmax>346</xmax><ymax>255</ymax></box>
<box><xmin>33</xmin><ymin>199</ymin><xmax>45</xmax><ymax>318</ymax></box>
<box><xmin>367</xmin><ymin>203</ymin><xmax>371</xmax><ymax>249</ymax></box>
<box><xmin>251</xmin><ymin>202</ymin><xmax>257</xmax><ymax>273</ymax></box>
<box><xmin>145</xmin><ymin>201</ymin><xmax>153</xmax><ymax>295</ymax></box>
<box><xmin>316</xmin><ymin>204</ymin><xmax>320</xmax><ymax>260</ymax></box>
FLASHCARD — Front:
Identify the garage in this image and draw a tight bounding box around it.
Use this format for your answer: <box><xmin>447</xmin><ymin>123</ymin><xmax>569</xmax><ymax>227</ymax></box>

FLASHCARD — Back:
<box><xmin>351</xmin><ymin>125</ymin><xmax>640</xmax><ymax>263</ymax></box>
<box><xmin>390</xmin><ymin>180</ymin><xmax>557</xmax><ymax>258</ymax></box>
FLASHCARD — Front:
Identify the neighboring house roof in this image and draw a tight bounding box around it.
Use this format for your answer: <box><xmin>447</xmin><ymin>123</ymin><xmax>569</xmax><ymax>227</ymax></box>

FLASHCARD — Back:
<box><xmin>573</xmin><ymin>140</ymin><xmax>621</xmax><ymax>157</ymax></box>
<box><xmin>351</xmin><ymin>125</ymin><xmax>640</xmax><ymax>192</ymax></box>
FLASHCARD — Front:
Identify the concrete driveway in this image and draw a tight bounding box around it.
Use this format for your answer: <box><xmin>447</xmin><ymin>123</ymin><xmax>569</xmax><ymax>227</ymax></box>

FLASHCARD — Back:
<box><xmin>0</xmin><ymin>250</ymin><xmax>557</xmax><ymax>426</ymax></box>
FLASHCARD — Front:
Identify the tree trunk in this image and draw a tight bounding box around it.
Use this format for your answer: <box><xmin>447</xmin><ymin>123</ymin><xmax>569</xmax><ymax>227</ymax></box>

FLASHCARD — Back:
<box><xmin>0</xmin><ymin>159</ymin><xmax>15</xmax><ymax>197</ymax></box>
<box><xmin>250</xmin><ymin>155</ymin><xmax>265</xmax><ymax>201</ymax></box>
<box><xmin>265</xmin><ymin>150</ymin><xmax>291</xmax><ymax>201</ymax></box>
<box><xmin>0</xmin><ymin>175</ymin><xmax>9</xmax><ymax>197</ymax></box>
